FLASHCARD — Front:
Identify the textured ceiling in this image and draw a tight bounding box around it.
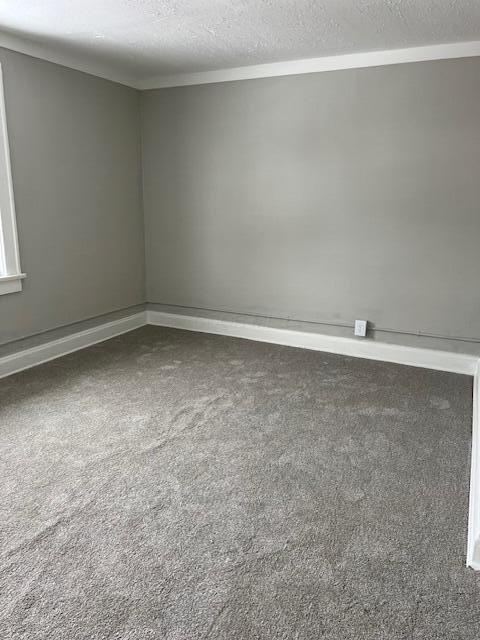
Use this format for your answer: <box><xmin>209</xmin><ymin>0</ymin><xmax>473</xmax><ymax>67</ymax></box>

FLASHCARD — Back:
<box><xmin>0</xmin><ymin>0</ymin><xmax>479</xmax><ymax>83</ymax></box>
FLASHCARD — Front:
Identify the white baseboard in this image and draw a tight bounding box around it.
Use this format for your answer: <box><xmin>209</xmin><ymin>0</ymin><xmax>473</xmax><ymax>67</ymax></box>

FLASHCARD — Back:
<box><xmin>146</xmin><ymin>310</ymin><xmax>478</xmax><ymax>376</ymax></box>
<box><xmin>2</xmin><ymin>306</ymin><xmax>479</xmax><ymax>570</ymax></box>
<box><xmin>0</xmin><ymin>311</ymin><xmax>146</xmax><ymax>379</ymax></box>
<box><xmin>468</xmin><ymin>361</ymin><xmax>480</xmax><ymax>570</ymax></box>
<box><xmin>2</xmin><ymin>308</ymin><xmax>476</xmax><ymax>380</ymax></box>
<box><xmin>147</xmin><ymin>308</ymin><xmax>480</xmax><ymax>570</ymax></box>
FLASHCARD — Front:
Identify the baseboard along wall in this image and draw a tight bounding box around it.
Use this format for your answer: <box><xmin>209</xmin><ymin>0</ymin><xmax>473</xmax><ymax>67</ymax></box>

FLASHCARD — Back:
<box><xmin>0</xmin><ymin>312</ymin><xmax>146</xmax><ymax>380</ymax></box>
<box><xmin>0</xmin><ymin>307</ymin><xmax>479</xmax><ymax>569</ymax></box>
<box><xmin>146</xmin><ymin>310</ymin><xmax>478</xmax><ymax>376</ymax></box>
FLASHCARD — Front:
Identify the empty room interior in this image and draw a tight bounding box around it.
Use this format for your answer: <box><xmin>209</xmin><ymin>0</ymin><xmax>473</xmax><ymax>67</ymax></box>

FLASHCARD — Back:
<box><xmin>1</xmin><ymin>2</ymin><xmax>480</xmax><ymax>638</ymax></box>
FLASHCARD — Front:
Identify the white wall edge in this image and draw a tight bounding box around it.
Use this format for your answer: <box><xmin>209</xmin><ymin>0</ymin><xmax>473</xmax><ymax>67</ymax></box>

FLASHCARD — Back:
<box><xmin>146</xmin><ymin>310</ymin><xmax>478</xmax><ymax>375</ymax></box>
<box><xmin>467</xmin><ymin>361</ymin><xmax>480</xmax><ymax>570</ymax></box>
<box><xmin>139</xmin><ymin>40</ymin><xmax>480</xmax><ymax>89</ymax></box>
<box><xmin>0</xmin><ymin>311</ymin><xmax>146</xmax><ymax>379</ymax></box>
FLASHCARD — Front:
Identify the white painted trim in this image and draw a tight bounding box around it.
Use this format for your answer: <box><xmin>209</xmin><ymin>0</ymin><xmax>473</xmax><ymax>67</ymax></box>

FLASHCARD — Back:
<box><xmin>0</xmin><ymin>312</ymin><xmax>146</xmax><ymax>379</ymax></box>
<box><xmin>0</xmin><ymin>33</ymin><xmax>138</xmax><ymax>88</ymax></box>
<box><xmin>139</xmin><ymin>41</ymin><xmax>480</xmax><ymax>89</ymax></box>
<box><xmin>2</xmin><ymin>308</ymin><xmax>475</xmax><ymax>381</ymax></box>
<box><xmin>468</xmin><ymin>361</ymin><xmax>480</xmax><ymax>569</ymax></box>
<box><xmin>146</xmin><ymin>310</ymin><xmax>478</xmax><ymax>375</ymax></box>
<box><xmin>149</xmin><ymin>309</ymin><xmax>480</xmax><ymax>570</ymax></box>
<box><xmin>1</xmin><ymin>306</ymin><xmax>479</xmax><ymax>570</ymax></box>
<box><xmin>0</xmin><ymin>273</ymin><xmax>25</xmax><ymax>295</ymax></box>
<box><xmin>1</xmin><ymin>37</ymin><xmax>479</xmax><ymax>91</ymax></box>
<box><xmin>0</xmin><ymin>273</ymin><xmax>26</xmax><ymax>282</ymax></box>
<box><xmin>0</xmin><ymin>63</ymin><xmax>25</xmax><ymax>294</ymax></box>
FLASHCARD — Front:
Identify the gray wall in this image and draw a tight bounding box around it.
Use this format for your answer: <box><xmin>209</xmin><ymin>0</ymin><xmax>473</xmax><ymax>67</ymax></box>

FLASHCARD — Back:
<box><xmin>0</xmin><ymin>48</ymin><xmax>145</xmax><ymax>345</ymax></box>
<box><xmin>141</xmin><ymin>57</ymin><xmax>480</xmax><ymax>353</ymax></box>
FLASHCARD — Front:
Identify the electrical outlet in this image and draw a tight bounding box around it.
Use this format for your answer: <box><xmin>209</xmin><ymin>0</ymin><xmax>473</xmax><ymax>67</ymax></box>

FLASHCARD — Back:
<box><xmin>354</xmin><ymin>320</ymin><xmax>367</xmax><ymax>337</ymax></box>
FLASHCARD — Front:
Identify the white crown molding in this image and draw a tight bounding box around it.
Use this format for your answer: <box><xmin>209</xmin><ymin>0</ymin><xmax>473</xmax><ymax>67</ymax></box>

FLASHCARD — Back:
<box><xmin>139</xmin><ymin>40</ymin><xmax>480</xmax><ymax>90</ymax></box>
<box><xmin>146</xmin><ymin>310</ymin><xmax>478</xmax><ymax>375</ymax></box>
<box><xmin>0</xmin><ymin>312</ymin><xmax>146</xmax><ymax>379</ymax></box>
<box><xmin>1</xmin><ymin>35</ymin><xmax>479</xmax><ymax>91</ymax></box>
<box><xmin>468</xmin><ymin>360</ymin><xmax>480</xmax><ymax>570</ymax></box>
<box><xmin>0</xmin><ymin>32</ymin><xmax>139</xmax><ymax>88</ymax></box>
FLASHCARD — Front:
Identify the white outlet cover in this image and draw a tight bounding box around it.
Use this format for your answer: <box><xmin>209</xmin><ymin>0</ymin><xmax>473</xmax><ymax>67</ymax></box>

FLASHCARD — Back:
<box><xmin>354</xmin><ymin>320</ymin><xmax>367</xmax><ymax>337</ymax></box>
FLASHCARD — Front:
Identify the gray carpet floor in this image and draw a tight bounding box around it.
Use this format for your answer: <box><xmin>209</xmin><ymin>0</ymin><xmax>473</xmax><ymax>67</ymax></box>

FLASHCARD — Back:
<box><xmin>0</xmin><ymin>325</ymin><xmax>479</xmax><ymax>639</ymax></box>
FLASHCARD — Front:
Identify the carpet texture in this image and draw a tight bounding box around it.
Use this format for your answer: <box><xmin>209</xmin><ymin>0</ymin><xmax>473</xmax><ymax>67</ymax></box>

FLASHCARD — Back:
<box><xmin>0</xmin><ymin>326</ymin><xmax>478</xmax><ymax>639</ymax></box>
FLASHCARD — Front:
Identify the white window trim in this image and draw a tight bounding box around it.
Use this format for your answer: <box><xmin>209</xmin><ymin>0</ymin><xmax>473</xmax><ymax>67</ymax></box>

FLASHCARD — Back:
<box><xmin>0</xmin><ymin>64</ymin><xmax>25</xmax><ymax>295</ymax></box>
